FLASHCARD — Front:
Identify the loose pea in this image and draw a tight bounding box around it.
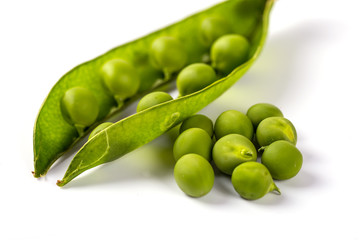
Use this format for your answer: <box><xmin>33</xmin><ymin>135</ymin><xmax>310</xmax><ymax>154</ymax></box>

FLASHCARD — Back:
<box><xmin>179</xmin><ymin>114</ymin><xmax>213</xmax><ymax>137</ymax></box>
<box><xmin>199</xmin><ymin>16</ymin><xmax>232</xmax><ymax>47</ymax></box>
<box><xmin>213</xmin><ymin>134</ymin><xmax>257</xmax><ymax>175</ymax></box>
<box><xmin>174</xmin><ymin>154</ymin><xmax>214</xmax><ymax>197</ymax></box>
<box><xmin>100</xmin><ymin>59</ymin><xmax>140</xmax><ymax>106</ymax></box>
<box><xmin>61</xmin><ymin>87</ymin><xmax>99</xmax><ymax>134</ymax></box>
<box><xmin>173</xmin><ymin>128</ymin><xmax>213</xmax><ymax>162</ymax></box>
<box><xmin>214</xmin><ymin>110</ymin><xmax>253</xmax><ymax>140</ymax></box>
<box><xmin>261</xmin><ymin>140</ymin><xmax>303</xmax><ymax>180</ymax></box>
<box><xmin>246</xmin><ymin>103</ymin><xmax>283</xmax><ymax>129</ymax></box>
<box><xmin>149</xmin><ymin>36</ymin><xmax>187</xmax><ymax>80</ymax></box>
<box><xmin>136</xmin><ymin>91</ymin><xmax>173</xmax><ymax>112</ymax></box>
<box><xmin>256</xmin><ymin>117</ymin><xmax>297</xmax><ymax>147</ymax></box>
<box><xmin>231</xmin><ymin>162</ymin><xmax>280</xmax><ymax>200</ymax></box>
<box><xmin>176</xmin><ymin>63</ymin><xmax>217</xmax><ymax>96</ymax></box>
<box><xmin>88</xmin><ymin>122</ymin><xmax>113</xmax><ymax>140</ymax></box>
<box><xmin>210</xmin><ymin>34</ymin><xmax>250</xmax><ymax>74</ymax></box>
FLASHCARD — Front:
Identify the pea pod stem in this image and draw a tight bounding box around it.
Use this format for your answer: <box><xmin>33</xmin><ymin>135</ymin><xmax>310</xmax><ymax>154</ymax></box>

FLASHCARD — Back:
<box><xmin>258</xmin><ymin>146</ymin><xmax>266</xmax><ymax>152</ymax></box>
<box><xmin>163</xmin><ymin>70</ymin><xmax>172</xmax><ymax>81</ymax></box>
<box><xmin>114</xmin><ymin>97</ymin><xmax>124</xmax><ymax>108</ymax></box>
<box><xmin>74</xmin><ymin>124</ymin><xmax>86</xmax><ymax>137</ymax></box>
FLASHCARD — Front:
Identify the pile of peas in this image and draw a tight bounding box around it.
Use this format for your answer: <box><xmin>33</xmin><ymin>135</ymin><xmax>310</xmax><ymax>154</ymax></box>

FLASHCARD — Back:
<box><xmin>59</xmin><ymin>16</ymin><xmax>250</xmax><ymax>135</ymax></box>
<box><xmin>172</xmin><ymin>103</ymin><xmax>302</xmax><ymax>199</ymax></box>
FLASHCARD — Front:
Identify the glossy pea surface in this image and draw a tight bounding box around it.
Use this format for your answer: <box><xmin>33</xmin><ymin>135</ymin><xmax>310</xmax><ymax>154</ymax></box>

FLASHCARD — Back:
<box><xmin>246</xmin><ymin>103</ymin><xmax>283</xmax><ymax>129</ymax></box>
<box><xmin>211</xmin><ymin>34</ymin><xmax>250</xmax><ymax>74</ymax></box>
<box><xmin>179</xmin><ymin>114</ymin><xmax>213</xmax><ymax>137</ymax></box>
<box><xmin>213</xmin><ymin>134</ymin><xmax>257</xmax><ymax>175</ymax></box>
<box><xmin>149</xmin><ymin>36</ymin><xmax>187</xmax><ymax>79</ymax></box>
<box><xmin>136</xmin><ymin>91</ymin><xmax>173</xmax><ymax>112</ymax></box>
<box><xmin>214</xmin><ymin>110</ymin><xmax>253</xmax><ymax>140</ymax></box>
<box><xmin>261</xmin><ymin>140</ymin><xmax>303</xmax><ymax>180</ymax></box>
<box><xmin>61</xmin><ymin>87</ymin><xmax>99</xmax><ymax>130</ymax></box>
<box><xmin>199</xmin><ymin>16</ymin><xmax>232</xmax><ymax>47</ymax></box>
<box><xmin>173</xmin><ymin>128</ymin><xmax>213</xmax><ymax>162</ymax></box>
<box><xmin>231</xmin><ymin>162</ymin><xmax>280</xmax><ymax>200</ymax></box>
<box><xmin>176</xmin><ymin>63</ymin><xmax>217</xmax><ymax>96</ymax></box>
<box><xmin>88</xmin><ymin>122</ymin><xmax>113</xmax><ymax>140</ymax></box>
<box><xmin>174</xmin><ymin>154</ymin><xmax>214</xmax><ymax>197</ymax></box>
<box><xmin>256</xmin><ymin>117</ymin><xmax>297</xmax><ymax>147</ymax></box>
<box><xmin>100</xmin><ymin>59</ymin><xmax>140</xmax><ymax>104</ymax></box>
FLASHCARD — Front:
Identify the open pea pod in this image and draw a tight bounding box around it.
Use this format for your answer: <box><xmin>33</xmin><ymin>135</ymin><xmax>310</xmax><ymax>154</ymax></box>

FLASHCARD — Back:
<box><xmin>56</xmin><ymin>0</ymin><xmax>275</xmax><ymax>186</ymax></box>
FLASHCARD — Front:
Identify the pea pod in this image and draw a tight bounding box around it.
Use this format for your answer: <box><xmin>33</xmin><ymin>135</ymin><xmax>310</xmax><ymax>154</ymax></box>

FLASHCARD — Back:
<box><xmin>56</xmin><ymin>0</ymin><xmax>275</xmax><ymax>186</ymax></box>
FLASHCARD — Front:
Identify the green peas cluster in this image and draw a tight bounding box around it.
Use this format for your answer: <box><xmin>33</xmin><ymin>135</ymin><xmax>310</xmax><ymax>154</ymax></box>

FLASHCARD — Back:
<box><xmin>60</xmin><ymin>15</ymin><xmax>251</xmax><ymax>139</ymax></box>
<box><xmin>172</xmin><ymin>103</ymin><xmax>303</xmax><ymax>200</ymax></box>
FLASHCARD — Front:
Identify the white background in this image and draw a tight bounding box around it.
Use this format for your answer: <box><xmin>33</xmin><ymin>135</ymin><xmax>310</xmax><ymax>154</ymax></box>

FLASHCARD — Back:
<box><xmin>1</xmin><ymin>0</ymin><xmax>359</xmax><ymax>239</ymax></box>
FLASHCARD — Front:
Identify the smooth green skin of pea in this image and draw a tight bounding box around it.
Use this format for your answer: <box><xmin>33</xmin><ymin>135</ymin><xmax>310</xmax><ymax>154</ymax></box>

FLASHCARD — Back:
<box><xmin>211</xmin><ymin>34</ymin><xmax>250</xmax><ymax>74</ymax></box>
<box><xmin>173</xmin><ymin>128</ymin><xmax>213</xmax><ymax>162</ymax></box>
<box><xmin>136</xmin><ymin>91</ymin><xmax>173</xmax><ymax>112</ymax></box>
<box><xmin>256</xmin><ymin>117</ymin><xmax>297</xmax><ymax>147</ymax></box>
<box><xmin>231</xmin><ymin>162</ymin><xmax>280</xmax><ymax>200</ymax></box>
<box><xmin>88</xmin><ymin>122</ymin><xmax>113</xmax><ymax>140</ymax></box>
<box><xmin>246</xmin><ymin>103</ymin><xmax>283</xmax><ymax>129</ymax></box>
<box><xmin>176</xmin><ymin>63</ymin><xmax>217</xmax><ymax>96</ymax></box>
<box><xmin>199</xmin><ymin>16</ymin><xmax>232</xmax><ymax>47</ymax></box>
<box><xmin>213</xmin><ymin>134</ymin><xmax>257</xmax><ymax>175</ymax></box>
<box><xmin>214</xmin><ymin>110</ymin><xmax>253</xmax><ymax>140</ymax></box>
<box><xmin>179</xmin><ymin>114</ymin><xmax>213</xmax><ymax>137</ymax></box>
<box><xmin>100</xmin><ymin>59</ymin><xmax>140</xmax><ymax>105</ymax></box>
<box><xmin>174</xmin><ymin>153</ymin><xmax>214</xmax><ymax>197</ymax></box>
<box><xmin>61</xmin><ymin>87</ymin><xmax>99</xmax><ymax>133</ymax></box>
<box><xmin>261</xmin><ymin>140</ymin><xmax>303</xmax><ymax>180</ymax></box>
<box><xmin>149</xmin><ymin>36</ymin><xmax>187</xmax><ymax>80</ymax></box>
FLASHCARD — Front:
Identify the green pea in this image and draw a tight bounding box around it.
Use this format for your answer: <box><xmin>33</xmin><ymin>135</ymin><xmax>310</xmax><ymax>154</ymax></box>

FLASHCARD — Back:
<box><xmin>61</xmin><ymin>87</ymin><xmax>99</xmax><ymax>134</ymax></box>
<box><xmin>174</xmin><ymin>153</ymin><xmax>214</xmax><ymax>197</ymax></box>
<box><xmin>176</xmin><ymin>63</ymin><xmax>217</xmax><ymax>96</ymax></box>
<box><xmin>179</xmin><ymin>114</ymin><xmax>213</xmax><ymax>137</ymax></box>
<box><xmin>173</xmin><ymin>128</ymin><xmax>213</xmax><ymax>162</ymax></box>
<box><xmin>231</xmin><ymin>162</ymin><xmax>280</xmax><ymax>200</ymax></box>
<box><xmin>261</xmin><ymin>140</ymin><xmax>303</xmax><ymax>180</ymax></box>
<box><xmin>256</xmin><ymin>117</ymin><xmax>297</xmax><ymax>147</ymax></box>
<box><xmin>136</xmin><ymin>91</ymin><xmax>173</xmax><ymax>112</ymax></box>
<box><xmin>210</xmin><ymin>34</ymin><xmax>250</xmax><ymax>74</ymax></box>
<box><xmin>88</xmin><ymin>122</ymin><xmax>113</xmax><ymax>140</ymax></box>
<box><xmin>149</xmin><ymin>36</ymin><xmax>187</xmax><ymax>80</ymax></box>
<box><xmin>100</xmin><ymin>59</ymin><xmax>140</xmax><ymax>106</ymax></box>
<box><xmin>214</xmin><ymin>110</ymin><xmax>253</xmax><ymax>140</ymax></box>
<box><xmin>199</xmin><ymin>16</ymin><xmax>232</xmax><ymax>47</ymax></box>
<box><xmin>246</xmin><ymin>103</ymin><xmax>283</xmax><ymax>129</ymax></box>
<box><xmin>213</xmin><ymin>134</ymin><xmax>257</xmax><ymax>175</ymax></box>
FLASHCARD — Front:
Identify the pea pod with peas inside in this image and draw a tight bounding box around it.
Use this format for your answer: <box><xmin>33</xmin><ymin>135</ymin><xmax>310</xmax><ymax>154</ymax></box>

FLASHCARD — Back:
<box><xmin>32</xmin><ymin>0</ymin><xmax>275</xmax><ymax>183</ymax></box>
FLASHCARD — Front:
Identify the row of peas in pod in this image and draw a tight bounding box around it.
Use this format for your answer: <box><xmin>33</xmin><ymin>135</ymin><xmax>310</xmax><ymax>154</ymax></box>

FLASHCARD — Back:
<box><xmin>172</xmin><ymin>103</ymin><xmax>303</xmax><ymax>199</ymax></box>
<box><xmin>59</xmin><ymin>15</ymin><xmax>250</xmax><ymax>135</ymax></box>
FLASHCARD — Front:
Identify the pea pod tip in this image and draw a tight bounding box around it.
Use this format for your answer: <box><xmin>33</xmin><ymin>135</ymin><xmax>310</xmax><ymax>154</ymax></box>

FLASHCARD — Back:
<box><xmin>32</xmin><ymin>171</ymin><xmax>41</xmax><ymax>178</ymax></box>
<box><xmin>56</xmin><ymin>180</ymin><xmax>65</xmax><ymax>187</ymax></box>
